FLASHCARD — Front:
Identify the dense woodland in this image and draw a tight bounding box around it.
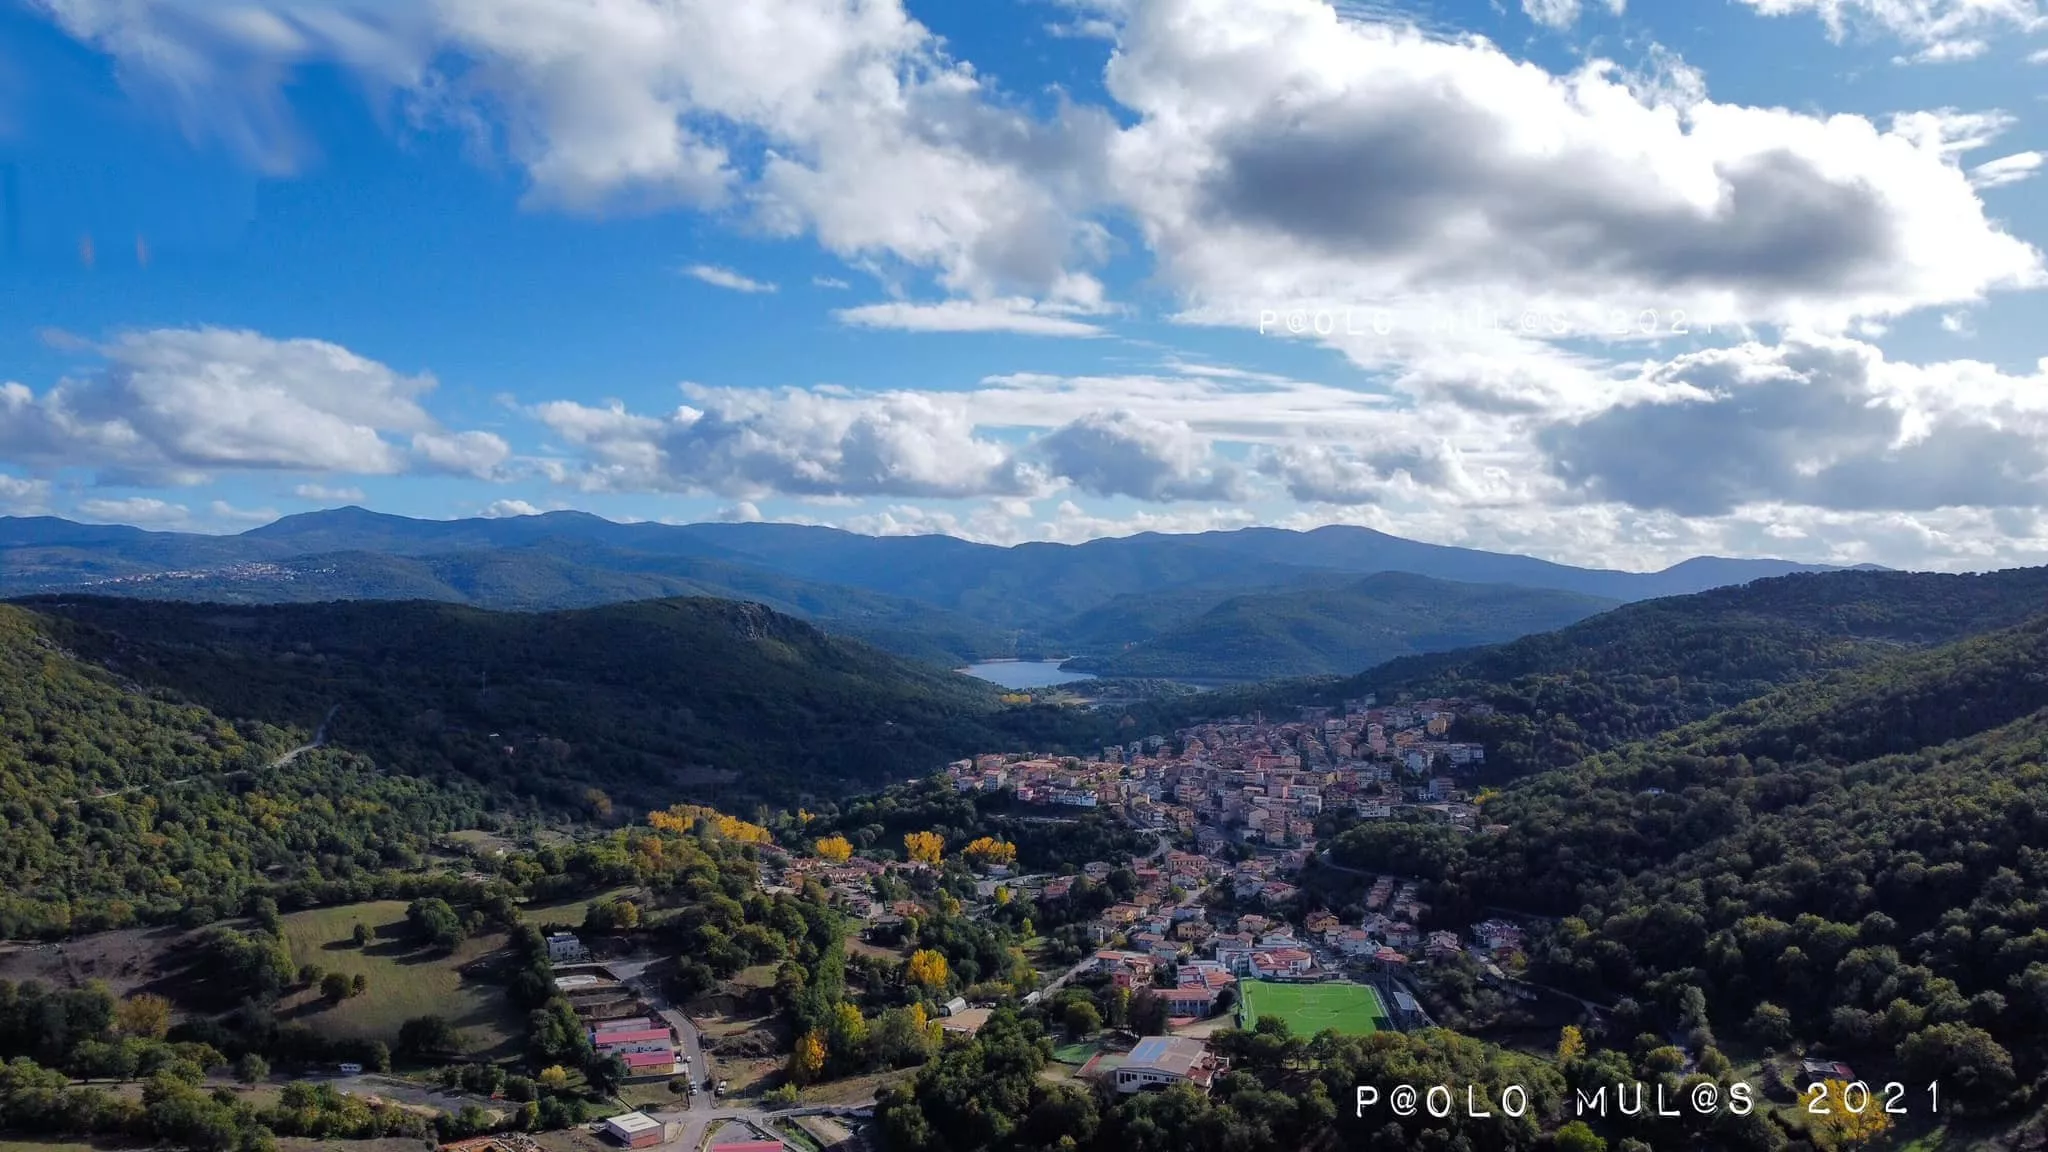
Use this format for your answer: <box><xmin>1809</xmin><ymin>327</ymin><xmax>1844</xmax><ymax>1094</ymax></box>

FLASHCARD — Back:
<box><xmin>1065</xmin><ymin>572</ymin><xmax>1614</xmax><ymax>680</ymax></box>
<box><xmin>18</xmin><ymin>594</ymin><xmax>1151</xmax><ymax>809</ymax></box>
<box><xmin>1332</xmin><ymin>609</ymin><xmax>2048</xmax><ymax>1118</ymax></box>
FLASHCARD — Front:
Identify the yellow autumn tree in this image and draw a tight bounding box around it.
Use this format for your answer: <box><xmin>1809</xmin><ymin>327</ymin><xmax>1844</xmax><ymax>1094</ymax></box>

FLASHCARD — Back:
<box><xmin>962</xmin><ymin>837</ymin><xmax>1019</xmax><ymax>869</ymax></box>
<box><xmin>116</xmin><ymin>994</ymin><xmax>173</xmax><ymax>1040</ymax></box>
<box><xmin>790</xmin><ymin>1030</ymin><xmax>828</xmax><ymax>1086</ymax></box>
<box><xmin>1556</xmin><ymin>1025</ymin><xmax>1585</xmax><ymax>1064</ymax></box>
<box><xmin>904</xmin><ymin>831</ymin><xmax>944</xmax><ymax>865</ymax></box>
<box><xmin>994</xmin><ymin>886</ymin><xmax>1012</xmax><ymax>906</ymax></box>
<box><xmin>537</xmin><ymin>1065</ymin><xmax>571</xmax><ymax>1090</ymax></box>
<box><xmin>814</xmin><ymin>836</ymin><xmax>854</xmax><ymax>863</ymax></box>
<box><xmin>1807</xmin><ymin>1080</ymin><xmax>1893</xmax><ymax>1148</ymax></box>
<box><xmin>648</xmin><ymin>804</ymin><xmax>771</xmax><ymax>843</ymax></box>
<box><xmin>907</xmin><ymin>949</ymin><xmax>950</xmax><ymax>989</ymax></box>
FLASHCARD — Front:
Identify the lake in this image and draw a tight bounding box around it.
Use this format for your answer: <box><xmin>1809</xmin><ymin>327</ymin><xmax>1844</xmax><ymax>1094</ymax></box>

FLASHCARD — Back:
<box><xmin>958</xmin><ymin>659</ymin><xmax>1099</xmax><ymax>689</ymax></box>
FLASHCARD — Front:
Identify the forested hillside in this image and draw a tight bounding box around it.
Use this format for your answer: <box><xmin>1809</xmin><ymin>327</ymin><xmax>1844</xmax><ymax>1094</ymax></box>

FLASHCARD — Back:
<box><xmin>1298</xmin><ymin>566</ymin><xmax>2048</xmax><ymax>779</ymax></box>
<box><xmin>1332</xmin><ymin>609</ymin><xmax>2048</xmax><ymax>1112</ymax></box>
<box><xmin>0</xmin><ymin>604</ymin><xmax>511</xmax><ymax>937</ymax></box>
<box><xmin>23</xmin><ymin>595</ymin><xmax>1137</xmax><ymax>809</ymax></box>
<box><xmin>1065</xmin><ymin>572</ymin><xmax>1614</xmax><ymax>680</ymax></box>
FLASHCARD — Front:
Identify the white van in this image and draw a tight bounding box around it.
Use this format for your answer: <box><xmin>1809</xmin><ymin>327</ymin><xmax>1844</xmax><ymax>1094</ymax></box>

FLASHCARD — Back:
<box><xmin>337</xmin><ymin>1063</ymin><xmax>363</xmax><ymax>1075</ymax></box>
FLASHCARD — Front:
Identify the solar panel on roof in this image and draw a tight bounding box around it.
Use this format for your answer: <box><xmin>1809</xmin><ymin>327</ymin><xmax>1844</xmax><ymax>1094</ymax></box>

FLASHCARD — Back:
<box><xmin>1131</xmin><ymin>1037</ymin><xmax>1170</xmax><ymax>1061</ymax></box>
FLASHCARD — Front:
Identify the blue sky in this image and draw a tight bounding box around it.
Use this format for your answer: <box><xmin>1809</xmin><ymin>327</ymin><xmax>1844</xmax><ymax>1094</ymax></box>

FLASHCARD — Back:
<box><xmin>0</xmin><ymin>0</ymin><xmax>2044</xmax><ymax>571</ymax></box>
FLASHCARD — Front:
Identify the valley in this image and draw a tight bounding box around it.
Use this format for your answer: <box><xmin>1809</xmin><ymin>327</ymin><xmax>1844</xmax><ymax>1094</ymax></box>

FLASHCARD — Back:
<box><xmin>1</xmin><ymin>519</ymin><xmax>2044</xmax><ymax>1152</ymax></box>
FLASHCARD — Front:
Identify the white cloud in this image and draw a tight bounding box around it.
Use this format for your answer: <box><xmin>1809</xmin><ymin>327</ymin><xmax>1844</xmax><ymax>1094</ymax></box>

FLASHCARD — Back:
<box><xmin>1102</xmin><ymin>0</ymin><xmax>2041</xmax><ymax>355</ymax></box>
<box><xmin>293</xmin><ymin>483</ymin><xmax>366</xmax><ymax>502</ymax></box>
<box><xmin>684</xmin><ymin>264</ymin><xmax>778</xmax><ymax>294</ymax></box>
<box><xmin>411</xmin><ymin>430</ymin><xmax>513</xmax><ymax>479</ymax></box>
<box><xmin>1036</xmin><ymin>410</ymin><xmax>1243</xmax><ymax>501</ymax></box>
<box><xmin>1969</xmin><ymin>151</ymin><xmax>2045</xmax><ymax>189</ymax></box>
<box><xmin>811</xmin><ymin>275</ymin><xmax>852</xmax><ymax>289</ymax></box>
<box><xmin>532</xmin><ymin>387</ymin><xmax>1045</xmax><ymax>500</ymax></box>
<box><xmin>76</xmin><ymin>496</ymin><xmax>189</xmax><ymax>527</ymax></box>
<box><xmin>2030</xmin><ymin>45</ymin><xmax>2048</xmax><ymax>59</ymax></box>
<box><xmin>1893</xmin><ymin>37</ymin><xmax>1989</xmax><ymax>62</ymax></box>
<box><xmin>480</xmin><ymin>498</ymin><xmax>543</xmax><ymax>518</ymax></box>
<box><xmin>0</xmin><ymin>473</ymin><xmax>50</xmax><ymax>512</ymax></box>
<box><xmin>35</xmin><ymin>0</ymin><xmax>1113</xmax><ymax>304</ymax></box>
<box><xmin>0</xmin><ymin>327</ymin><xmax>451</xmax><ymax>483</ymax></box>
<box><xmin>1258</xmin><ymin>439</ymin><xmax>1481</xmax><ymax>504</ymax></box>
<box><xmin>716</xmin><ymin>500</ymin><xmax>764</xmax><ymax>522</ymax></box>
<box><xmin>1522</xmin><ymin>0</ymin><xmax>1582</xmax><ymax>29</ymax></box>
<box><xmin>1540</xmin><ymin>335</ymin><xmax>2048</xmax><ymax>516</ymax></box>
<box><xmin>833</xmin><ymin>299</ymin><xmax>1108</xmax><ymax>337</ymax></box>
<box><xmin>1733</xmin><ymin>0</ymin><xmax>2044</xmax><ymax>57</ymax></box>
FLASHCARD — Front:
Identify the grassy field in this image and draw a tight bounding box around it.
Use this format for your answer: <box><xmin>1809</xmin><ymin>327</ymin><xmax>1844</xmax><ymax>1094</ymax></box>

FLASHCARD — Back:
<box><xmin>516</xmin><ymin>885</ymin><xmax>636</xmax><ymax>928</ymax></box>
<box><xmin>1051</xmin><ymin>1042</ymin><xmax>1098</xmax><ymax>1065</ymax></box>
<box><xmin>1239</xmin><ymin>980</ymin><xmax>1385</xmax><ymax>1036</ymax></box>
<box><xmin>276</xmin><ymin>900</ymin><xmax>523</xmax><ymax>1058</ymax></box>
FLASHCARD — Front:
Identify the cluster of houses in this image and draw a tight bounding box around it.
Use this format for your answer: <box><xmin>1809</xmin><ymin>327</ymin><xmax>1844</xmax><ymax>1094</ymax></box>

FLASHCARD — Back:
<box><xmin>544</xmin><ymin>934</ymin><xmax>686</xmax><ymax>1080</ymax></box>
<box><xmin>946</xmin><ymin>697</ymin><xmax>1490</xmax><ymax>855</ymax></box>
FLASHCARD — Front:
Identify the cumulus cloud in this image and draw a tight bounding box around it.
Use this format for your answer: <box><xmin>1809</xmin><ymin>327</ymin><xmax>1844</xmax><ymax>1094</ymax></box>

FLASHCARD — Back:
<box><xmin>1258</xmin><ymin>439</ymin><xmax>1477</xmax><ymax>504</ymax></box>
<box><xmin>0</xmin><ymin>327</ymin><xmax>504</xmax><ymax>486</ymax></box>
<box><xmin>533</xmin><ymin>387</ymin><xmax>1043</xmax><ymax>500</ymax></box>
<box><xmin>833</xmin><ymin>299</ymin><xmax>1107</xmax><ymax>337</ymax></box>
<box><xmin>35</xmin><ymin>0</ymin><xmax>1113</xmax><ymax>305</ymax></box>
<box><xmin>1540</xmin><ymin>336</ymin><xmax>2048</xmax><ymax>516</ymax></box>
<box><xmin>411</xmin><ymin>430</ymin><xmax>514</xmax><ymax>479</ymax></box>
<box><xmin>1103</xmin><ymin>0</ymin><xmax>2040</xmax><ymax>343</ymax></box>
<box><xmin>1036</xmin><ymin>410</ymin><xmax>1243</xmax><ymax>501</ymax></box>
<box><xmin>684</xmin><ymin>265</ymin><xmax>777</xmax><ymax>293</ymax></box>
<box><xmin>479</xmin><ymin>498</ymin><xmax>543</xmax><ymax>518</ymax></box>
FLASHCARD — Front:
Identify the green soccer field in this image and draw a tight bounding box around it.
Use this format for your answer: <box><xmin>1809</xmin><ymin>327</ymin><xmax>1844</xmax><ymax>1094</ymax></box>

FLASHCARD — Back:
<box><xmin>1238</xmin><ymin>980</ymin><xmax>1385</xmax><ymax>1035</ymax></box>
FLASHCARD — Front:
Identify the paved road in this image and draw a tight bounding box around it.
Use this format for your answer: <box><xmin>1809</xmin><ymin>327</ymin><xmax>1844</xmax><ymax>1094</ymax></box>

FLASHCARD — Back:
<box><xmin>70</xmin><ymin>704</ymin><xmax>340</xmax><ymax>805</ymax></box>
<box><xmin>610</xmin><ymin>957</ymin><xmax>711</xmax><ymax>1114</ymax></box>
<box><xmin>653</xmin><ymin>1101</ymin><xmax>876</xmax><ymax>1152</ymax></box>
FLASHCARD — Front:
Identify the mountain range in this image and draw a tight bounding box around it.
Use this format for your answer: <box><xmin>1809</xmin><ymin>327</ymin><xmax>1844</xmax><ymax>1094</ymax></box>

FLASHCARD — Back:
<box><xmin>0</xmin><ymin>507</ymin><xmax>1875</xmax><ymax>681</ymax></box>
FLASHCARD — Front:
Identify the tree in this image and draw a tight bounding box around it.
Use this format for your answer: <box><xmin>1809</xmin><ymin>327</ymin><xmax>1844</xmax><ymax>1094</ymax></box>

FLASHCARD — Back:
<box><xmin>297</xmin><ymin>963</ymin><xmax>323</xmax><ymax>986</ymax></box>
<box><xmin>351</xmin><ymin>923</ymin><xmax>373</xmax><ymax>947</ymax></box>
<box><xmin>321</xmin><ymin>972</ymin><xmax>353</xmax><ymax>1004</ymax></box>
<box><xmin>117</xmin><ymin>993</ymin><xmax>173</xmax><ymax>1040</ymax></box>
<box><xmin>829</xmin><ymin>1003</ymin><xmax>870</xmax><ymax>1067</ymax></box>
<box><xmin>1063</xmin><ymin>1000</ymin><xmax>1102</xmax><ymax>1038</ymax></box>
<box><xmin>815</xmin><ymin>836</ymin><xmax>854</xmax><ymax>863</ymax></box>
<box><xmin>1130</xmin><ymin>989</ymin><xmax>1169</xmax><ymax>1035</ymax></box>
<box><xmin>905</xmin><ymin>831</ymin><xmax>945</xmax><ymax>866</ymax></box>
<box><xmin>586</xmin><ymin>1053</ymin><xmax>627</xmax><ymax>1096</ymax></box>
<box><xmin>1556</xmin><ymin>1024</ymin><xmax>1585</xmax><ymax>1064</ymax></box>
<box><xmin>399</xmin><ymin>1015</ymin><xmax>459</xmax><ymax>1057</ymax></box>
<box><xmin>537</xmin><ymin>1065</ymin><xmax>571</xmax><ymax>1090</ymax></box>
<box><xmin>1554</xmin><ymin>1120</ymin><xmax>1606</xmax><ymax>1152</ymax></box>
<box><xmin>351</xmin><ymin>973</ymin><xmax>367</xmax><ymax>996</ymax></box>
<box><xmin>792</xmin><ymin>1030</ymin><xmax>828</xmax><ymax>1085</ymax></box>
<box><xmin>234</xmin><ymin>1053</ymin><xmax>269</xmax><ymax>1085</ymax></box>
<box><xmin>1747</xmin><ymin>1001</ymin><xmax>1793</xmax><ymax>1047</ymax></box>
<box><xmin>907</xmin><ymin>949</ymin><xmax>950</xmax><ymax>990</ymax></box>
<box><xmin>962</xmin><ymin>837</ymin><xmax>1018</xmax><ymax>870</ymax></box>
<box><xmin>406</xmin><ymin>898</ymin><xmax>465</xmax><ymax>951</ymax></box>
<box><xmin>1806</xmin><ymin>1080</ymin><xmax>1893</xmax><ymax>1147</ymax></box>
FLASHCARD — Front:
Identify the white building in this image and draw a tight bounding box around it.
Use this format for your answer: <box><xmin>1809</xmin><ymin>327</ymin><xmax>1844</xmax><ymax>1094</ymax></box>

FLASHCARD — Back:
<box><xmin>546</xmin><ymin>932</ymin><xmax>587</xmax><ymax>962</ymax></box>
